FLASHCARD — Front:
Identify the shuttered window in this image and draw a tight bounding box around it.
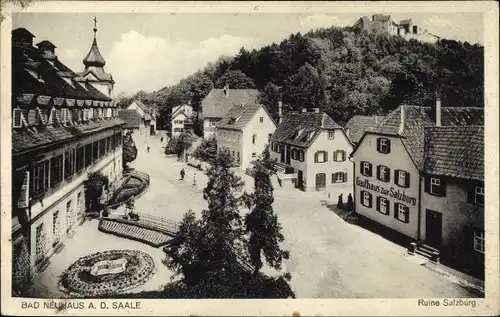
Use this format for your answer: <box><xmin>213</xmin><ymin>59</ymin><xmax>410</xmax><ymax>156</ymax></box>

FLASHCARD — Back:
<box><xmin>377</xmin><ymin>165</ymin><xmax>391</xmax><ymax>182</ymax></box>
<box><xmin>332</xmin><ymin>172</ymin><xmax>347</xmax><ymax>183</ymax></box>
<box><xmin>394</xmin><ymin>202</ymin><xmax>410</xmax><ymax>223</ymax></box>
<box><xmin>360</xmin><ymin>161</ymin><xmax>373</xmax><ymax>177</ymax></box>
<box><xmin>32</xmin><ymin>161</ymin><xmax>49</xmax><ymax>197</ymax></box>
<box><xmin>333</xmin><ymin>150</ymin><xmax>346</xmax><ymax>162</ymax></box>
<box><xmin>395</xmin><ymin>169</ymin><xmax>410</xmax><ymax>188</ymax></box>
<box><xmin>377</xmin><ymin>138</ymin><xmax>391</xmax><ymax>154</ymax></box>
<box><xmin>376</xmin><ymin>196</ymin><xmax>390</xmax><ymax>215</ymax></box>
<box><xmin>17</xmin><ymin>171</ymin><xmax>30</xmax><ymax>208</ymax></box>
<box><xmin>315</xmin><ymin>151</ymin><xmax>328</xmax><ymax>163</ymax></box>
<box><xmin>298</xmin><ymin>150</ymin><xmax>305</xmax><ymax>162</ymax></box>
<box><xmin>50</xmin><ymin>155</ymin><xmax>64</xmax><ymax>187</ymax></box>
<box><xmin>76</xmin><ymin>147</ymin><xmax>85</xmax><ymax>172</ymax></box>
<box><xmin>361</xmin><ymin>190</ymin><xmax>372</xmax><ymax>208</ymax></box>
<box><xmin>64</xmin><ymin>149</ymin><xmax>76</xmax><ymax>179</ymax></box>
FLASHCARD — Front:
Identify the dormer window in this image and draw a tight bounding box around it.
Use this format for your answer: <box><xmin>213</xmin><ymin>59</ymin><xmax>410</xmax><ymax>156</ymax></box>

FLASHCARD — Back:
<box><xmin>60</xmin><ymin>108</ymin><xmax>68</xmax><ymax>123</ymax></box>
<box><xmin>13</xmin><ymin>108</ymin><xmax>22</xmax><ymax>128</ymax></box>
<box><xmin>307</xmin><ymin>131</ymin><xmax>315</xmax><ymax>140</ymax></box>
<box><xmin>49</xmin><ymin>108</ymin><xmax>56</xmax><ymax>125</ymax></box>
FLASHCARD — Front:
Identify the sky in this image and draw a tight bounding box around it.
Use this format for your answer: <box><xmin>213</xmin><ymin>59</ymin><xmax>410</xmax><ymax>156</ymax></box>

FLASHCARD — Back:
<box><xmin>13</xmin><ymin>12</ymin><xmax>484</xmax><ymax>96</ymax></box>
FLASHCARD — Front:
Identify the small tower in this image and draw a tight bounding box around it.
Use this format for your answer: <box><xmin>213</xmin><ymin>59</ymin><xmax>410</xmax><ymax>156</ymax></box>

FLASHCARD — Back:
<box><xmin>75</xmin><ymin>17</ymin><xmax>115</xmax><ymax>97</ymax></box>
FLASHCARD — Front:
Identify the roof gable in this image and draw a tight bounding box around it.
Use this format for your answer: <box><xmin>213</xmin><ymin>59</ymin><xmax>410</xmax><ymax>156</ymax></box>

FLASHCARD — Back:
<box><xmin>345</xmin><ymin>115</ymin><xmax>385</xmax><ymax>143</ymax></box>
<box><xmin>217</xmin><ymin>104</ymin><xmax>265</xmax><ymax>131</ymax></box>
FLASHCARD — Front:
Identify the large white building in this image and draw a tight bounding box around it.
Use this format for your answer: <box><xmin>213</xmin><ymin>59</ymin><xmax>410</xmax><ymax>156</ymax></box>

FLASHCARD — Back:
<box><xmin>216</xmin><ymin>104</ymin><xmax>276</xmax><ymax>169</ymax></box>
<box><xmin>119</xmin><ymin>100</ymin><xmax>157</xmax><ymax>148</ymax></box>
<box><xmin>171</xmin><ymin>104</ymin><xmax>193</xmax><ymax>137</ymax></box>
<box><xmin>11</xmin><ymin>24</ymin><xmax>124</xmax><ymax>295</ymax></box>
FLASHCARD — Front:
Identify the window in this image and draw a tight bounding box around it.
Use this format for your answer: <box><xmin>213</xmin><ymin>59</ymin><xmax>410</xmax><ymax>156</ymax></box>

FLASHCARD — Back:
<box><xmin>427</xmin><ymin>177</ymin><xmax>446</xmax><ymax>196</ymax></box>
<box><xmin>210</xmin><ymin>119</ymin><xmax>217</xmax><ymax>127</ymax></box>
<box><xmin>76</xmin><ymin>147</ymin><xmax>84</xmax><ymax>172</ymax></box>
<box><xmin>361</xmin><ymin>161</ymin><xmax>373</xmax><ymax>177</ymax></box>
<box><xmin>99</xmin><ymin>139</ymin><xmax>106</xmax><ymax>157</ymax></box>
<box><xmin>291</xmin><ymin>149</ymin><xmax>297</xmax><ymax>160</ymax></box>
<box><xmin>376</xmin><ymin>196</ymin><xmax>390</xmax><ymax>215</ymax></box>
<box><xmin>394</xmin><ymin>203</ymin><xmax>409</xmax><ymax>223</ymax></box>
<box><xmin>84</xmin><ymin>144</ymin><xmax>92</xmax><ymax>167</ymax></box>
<box><xmin>92</xmin><ymin>142</ymin><xmax>99</xmax><ymax>162</ymax></box>
<box><xmin>377</xmin><ymin>165</ymin><xmax>390</xmax><ymax>182</ymax></box>
<box><xmin>13</xmin><ymin>109</ymin><xmax>22</xmax><ymax>128</ymax></box>
<box><xmin>298</xmin><ymin>150</ymin><xmax>305</xmax><ymax>162</ymax></box>
<box><xmin>49</xmin><ymin>108</ymin><xmax>56</xmax><ymax>124</ymax></box>
<box><xmin>377</xmin><ymin>138</ymin><xmax>391</xmax><ymax>154</ymax></box>
<box><xmin>315</xmin><ymin>151</ymin><xmax>327</xmax><ymax>163</ymax></box>
<box><xmin>252</xmin><ymin>134</ymin><xmax>257</xmax><ymax>144</ymax></box>
<box><xmin>35</xmin><ymin>223</ymin><xmax>46</xmax><ymax>263</ymax></box>
<box><xmin>473</xmin><ymin>229</ymin><xmax>485</xmax><ymax>253</ymax></box>
<box><xmin>395</xmin><ymin>170</ymin><xmax>410</xmax><ymax>188</ymax></box>
<box><xmin>83</xmin><ymin>109</ymin><xmax>89</xmax><ymax>121</ymax></box>
<box><xmin>66</xmin><ymin>201</ymin><xmax>74</xmax><ymax>232</ymax></box>
<box><xmin>361</xmin><ymin>191</ymin><xmax>372</xmax><ymax>208</ymax></box>
<box><xmin>60</xmin><ymin>108</ymin><xmax>68</xmax><ymax>123</ymax></box>
<box><xmin>76</xmin><ymin>192</ymin><xmax>82</xmax><ymax>217</ymax></box>
<box><xmin>52</xmin><ymin>211</ymin><xmax>61</xmax><ymax>244</ymax></box>
<box><xmin>474</xmin><ymin>187</ymin><xmax>485</xmax><ymax>206</ymax></box>
<box><xmin>333</xmin><ymin>150</ymin><xmax>346</xmax><ymax>162</ymax></box>
<box><xmin>268</xmin><ymin>133</ymin><xmax>272</xmax><ymax>143</ymax></box>
<box><xmin>259</xmin><ymin>116</ymin><xmax>264</xmax><ymax>123</ymax></box>
<box><xmin>32</xmin><ymin>161</ymin><xmax>49</xmax><ymax>197</ymax></box>
<box><xmin>252</xmin><ymin>152</ymin><xmax>257</xmax><ymax>158</ymax></box>
<box><xmin>64</xmin><ymin>149</ymin><xmax>76</xmax><ymax>179</ymax></box>
<box><xmin>50</xmin><ymin>155</ymin><xmax>63</xmax><ymax>187</ymax></box>
<box><xmin>332</xmin><ymin>172</ymin><xmax>347</xmax><ymax>183</ymax></box>
<box><xmin>328</xmin><ymin>131</ymin><xmax>335</xmax><ymax>140</ymax></box>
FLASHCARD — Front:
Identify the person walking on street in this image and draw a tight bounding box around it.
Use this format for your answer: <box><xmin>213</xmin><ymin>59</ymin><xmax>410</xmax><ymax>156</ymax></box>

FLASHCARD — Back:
<box><xmin>147</xmin><ymin>146</ymin><xmax>150</xmax><ymax>153</ymax></box>
<box><xmin>193</xmin><ymin>172</ymin><xmax>197</xmax><ymax>186</ymax></box>
<box><xmin>180</xmin><ymin>168</ymin><xmax>185</xmax><ymax>181</ymax></box>
<box><xmin>161</xmin><ymin>136</ymin><xmax>164</xmax><ymax>143</ymax></box>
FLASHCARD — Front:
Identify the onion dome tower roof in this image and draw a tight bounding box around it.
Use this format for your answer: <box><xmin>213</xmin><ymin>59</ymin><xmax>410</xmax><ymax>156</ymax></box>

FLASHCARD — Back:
<box><xmin>83</xmin><ymin>17</ymin><xmax>106</xmax><ymax>67</ymax></box>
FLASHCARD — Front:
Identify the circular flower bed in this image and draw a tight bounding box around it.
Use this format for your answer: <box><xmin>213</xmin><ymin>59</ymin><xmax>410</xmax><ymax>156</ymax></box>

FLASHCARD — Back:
<box><xmin>59</xmin><ymin>250</ymin><xmax>155</xmax><ymax>297</ymax></box>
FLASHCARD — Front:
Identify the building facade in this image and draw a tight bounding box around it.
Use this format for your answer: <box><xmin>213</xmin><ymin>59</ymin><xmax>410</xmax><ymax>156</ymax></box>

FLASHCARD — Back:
<box><xmin>171</xmin><ymin>104</ymin><xmax>193</xmax><ymax>137</ymax></box>
<box><xmin>200</xmin><ymin>85</ymin><xmax>260</xmax><ymax>138</ymax></box>
<box><xmin>118</xmin><ymin>100</ymin><xmax>157</xmax><ymax>148</ymax></box>
<box><xmin>11</xmin><ymin>24</ymin><xmax>124</xmax><ymax>295</ymax></box>
<box><xmin>270</xmin><ymin>108</ymin><xmax>353</xmax><ymax>196</ymax></box>
<box><xmin>216</xmin><ymin>104</ymin><xmax>276</xmax><ymax>169</ymax></box>
<box><xmin>351</xmin><ymin>100</ymin><xmax>484</xmax><ymax>277</ymax></box>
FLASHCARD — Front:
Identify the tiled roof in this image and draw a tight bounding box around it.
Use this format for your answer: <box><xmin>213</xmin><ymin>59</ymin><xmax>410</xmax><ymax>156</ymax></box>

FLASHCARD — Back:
<box><xmin>271</xmin><ymin>111</ymin><xmax>341</xmax><ymax>148</ymax></box>
<box><xmin>345</xmin><ymin>115</ymin><xmax>385</xmax><ymax>143</ymax></box>
<box><xmin>12</xmin><ymin>118</ymin><xmax>125</xmax><ymax>155</ymax></box>
<box><xmin>118</xmin><ymin>110</ymin><xmax>143</xmax><ymax>129</ymax></box>
<box><xmin>424</xmin><ymin>126</ymin><xmax>484</xmax><ymax>181</ymax></box>
<box><xmin>12</xmin><ymin>39</ymin><xmax>112</xmax><ymax>101</ymax></box>
<box><xmin>201</xmin><ymin>88</ymin><xmax>260</xmax><ymax>118</ymax></box>
<box><xmin>172</xmin><ymin>104</ymin><xmax>193</xmax><ymax>119</ymax></box>
<box><xmin>75</xmin><ymin>66</ymin><xmax>114</xmax><ymax>83</ymax></box>
<box><xmin>373</xmin><ymin>14</ymin><xmax>392</xmax><ymax>22</ymax></box>
<box><xmin>217</xmin><ymin>104</ymin><xmax>263</xmax><ymax>131</ymax></box>
<box><xmin>367</xmin><ymin>105</ymin><xmax>484</xmax><ymax>170</ymax></box>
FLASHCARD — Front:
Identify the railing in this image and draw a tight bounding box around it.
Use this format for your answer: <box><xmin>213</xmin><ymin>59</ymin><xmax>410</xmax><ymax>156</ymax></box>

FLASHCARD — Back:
<box><xmin>128</xmin><ymin>170</ymin><xmax>150</xmax><ymax>184</ymax></box>
<box><xmin>131</xmin><ymin>212</ymin><xmax>179</xmax><ymax>234</ymax></box>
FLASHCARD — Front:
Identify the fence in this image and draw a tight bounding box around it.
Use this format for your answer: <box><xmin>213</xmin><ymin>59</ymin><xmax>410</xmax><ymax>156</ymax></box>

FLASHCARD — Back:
<box><xmin>128</xmin><ymin>170</ymin><xmax>150</xmax><ymax>184</ymax></box>
<box><xmin>132</xmin><ymin>212</ymin><xmax>179</xmax><ymax>235</ymax></box>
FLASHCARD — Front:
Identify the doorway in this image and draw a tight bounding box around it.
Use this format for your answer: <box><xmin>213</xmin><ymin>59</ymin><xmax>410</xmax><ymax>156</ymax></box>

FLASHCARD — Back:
<box><xmin>286</xmin><ymin>147</ymin><xmax>291</xmax><ymax>165</ymax></box>
<box><xmin>280</xmin><ymin>146</ymin><xmax>285</xmax><ymax>163</ymax></box>
<box><xmin>315</xmin><ymin>173</ymin><xmax>326</xmax><ymax>191</ymax></box>
<box><xmin>425</xmin><ymin>209</ymin><xmax>442</xmax><ymax>249</ymax></box>
<box><xmin>297</xmin><ymin>170</ymin><xmax>303</xmax><ymax>189</ymax></box>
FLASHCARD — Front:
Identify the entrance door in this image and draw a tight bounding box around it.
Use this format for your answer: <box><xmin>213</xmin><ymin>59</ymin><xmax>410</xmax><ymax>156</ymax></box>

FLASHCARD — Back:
<box><xmin>286</xmin><ymin>147</ymin><xmax>291</xmax><ymax>165</ymax></box>
<box><xmin>297</xmin><ymin>170</ymin><xmax>303</xmax><ymax>189</ymax></box>
<box><xmin>280</xmin><ymin>146</ymin><xmax>285</xmax><ymax>163</ymax></box>
<box><xmin>425</xmin><ymin>209</ymin><xmax>442</xmax><ymax>249</ymax></box>
<box><xmin>315</xmin><ymin>173</ymin><xmax>326</xmax><ymax>191</ymax></box>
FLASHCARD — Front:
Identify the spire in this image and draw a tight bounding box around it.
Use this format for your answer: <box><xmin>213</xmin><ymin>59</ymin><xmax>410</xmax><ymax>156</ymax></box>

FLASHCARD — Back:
<box><xmin>83</xmin><ymin>17</ymin><xmax>106</xmax><ymax>67</ymax></box>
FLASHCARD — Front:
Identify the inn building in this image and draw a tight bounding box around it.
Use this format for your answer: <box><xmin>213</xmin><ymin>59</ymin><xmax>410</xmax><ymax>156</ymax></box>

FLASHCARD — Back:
<box><xmin>11</xmin><ymin>23</ymin><xmax>124</xmax><ymax>295</ymax></box>
<box><xmin>351</xmin><ymin>99</ymin><xmax>484</xmax><ymax>277</ymax></box>
<box><xmin>269</xmin><ymin>108</ymin><xmax>354</xmax><ymax>195</ymax></box>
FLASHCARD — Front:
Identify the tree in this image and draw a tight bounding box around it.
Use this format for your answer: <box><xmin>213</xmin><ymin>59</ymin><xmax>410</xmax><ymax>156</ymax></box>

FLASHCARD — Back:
<box><xmin>192</xmin><ymin>135</ymin><xmax>217</xmax><ymax>164</ymax></box>
<box><xmin>285</xmin><ymin>62</ymin><xmax>324</xmax><ymax>110</ymax></box>
<box><xmin>122</xmin><ymin>131</ymin><xmax>138</xmax><ymax>170</ymax></box>
<box><xmin>243</xmin><ymin>146</ymin><xmax>289</xmax><ymax>274</ymax></box>
<box><xmin>175</xmin><ymin>131</ymin><xmax>195</xmax><ymax>160</ymax></box>
<box><xmin>215</xmin><ymin>69</ymin><xmax>255</xmax><ymax>89</ymax></box>
<box><xmin>84</xmin><ymin>172</ymin><xmax>109</xmax><ymax>216</ymax></box>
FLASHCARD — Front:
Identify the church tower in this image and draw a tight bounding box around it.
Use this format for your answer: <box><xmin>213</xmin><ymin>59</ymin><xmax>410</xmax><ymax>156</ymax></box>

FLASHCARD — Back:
<box><xmin>75</xmin><ymin>17</ymin><xmax>115</xmax><ymax>97</ymax></box>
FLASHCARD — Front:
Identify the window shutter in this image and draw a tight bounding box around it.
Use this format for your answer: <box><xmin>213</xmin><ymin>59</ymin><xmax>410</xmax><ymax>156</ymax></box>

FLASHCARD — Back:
<box><xmin>386</xmin><ymin>199</ymin><xmax>390</xmax><ymax>215</ymax></box>
<box><xmin>360</xmin><ymin>161</ymin><xmax>365</xmax><ymax>174</ymax></box>
<box><xmin>376</xmin><ymin>196</ymin><xmax>381</xmax><ymax>211</ymax></box>
<box><xmin>300</xmin><ymin>150</ymin><xmax>305</xmax><ymax>162</ymax></box>
<box><xmin>367</xmin><ymin>163</ymin><xmax>372</xmax><ymax>177</ymax></box>
<box><xmin>395</xmin><ymin>169</ymin><xmax>400</xmax><ymax>186</ymax></box>
<box><xmin>333</xmin><ymin>151</ymin><xmax>337</xmax><ymax>162</ymax></box>
<box><xmin>17</xmin><ymin>171</ymin><xmax>30</xmax><ymax>208</ymax></box>
<box><xmin>13</xmin><ymin>109</ymin><xmax>22</xmax><ymax>128</ymax></box>
<box><xmin>440</xmin><ymin>179</ymin><xmax>447</xmax><ymax>197</ymax></box>
<box><xmin>332</xmin><ymin>173</ymin><xmax>336</xmax><ymax>183</ymax></box>
<box><xmin>404</xmin><ymin>171</ymin><xmax>410</xmax><ymax>187</ymax></box>
<box><xmin>393</xmin><ymin>202</ymin><xmax>399</xmax><ymax>219</ymax></box>
<box><xmin>343</xmin><ymin>172</ymin><xmax>347</xmax><ymax>182</ymax></box>
<box><xmin>314</xmin><ymin>152</ymin><xmax>318</xmax><ymax>163</ymax></box>
<box><xmin>404</xmin><ymin>206</ymin><xmax>410</xmax><ymax>223</ymax></box>
<box><xmin>386</xmin><ymin>139</ymin><xmax>391</xmax><ymax>153</ymax></box>
<box><xmin>376</xmin><ymin>165</ymin><xmax>381</xmax><ymax>180</ymax></box>
<box><xmin>342</xmin><ymin>150</ymin><xmax>346</xmax><ymax>161</ymax></box>
<box><xmin>324</xmin><ymin>151</ymin><xmax>328</xmax><ymax>162</ymax></box>
<box><xmin>368</xmin><ymin>193</ymin><xmax>372</xmax><ymax>208</ymax></box>
<box><xmin>385</xmin><ymin>167</ymin><xmax>391</xmax><ymax>182</ymax></box>
<box><xmin>424</xmin><ymin>177</ymin><xmax>431</xmax><ymax>194</ymax></box>
<box><xmin>376</xmin><ymin>138</ymin><xmax>381</xmax><ymax>152</ymax></box>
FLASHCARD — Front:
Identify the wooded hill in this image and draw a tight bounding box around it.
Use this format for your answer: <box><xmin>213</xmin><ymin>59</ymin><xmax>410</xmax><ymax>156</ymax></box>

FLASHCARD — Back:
<box><xmin>118</xmin><ymin>26</ymin><xmax>483</xmax><ymax>127</ymax></box>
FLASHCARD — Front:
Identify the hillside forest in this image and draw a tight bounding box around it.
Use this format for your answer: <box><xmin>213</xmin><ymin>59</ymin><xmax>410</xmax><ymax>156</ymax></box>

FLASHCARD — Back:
<box><xmin>117</xmin><ymin>26</ymin><xmax>484</xmax><ymax>128</ymax></box>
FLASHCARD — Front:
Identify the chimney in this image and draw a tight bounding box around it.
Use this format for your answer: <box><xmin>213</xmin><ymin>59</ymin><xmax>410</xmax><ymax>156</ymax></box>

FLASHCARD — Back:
<box><xmin>435</xmin><ymin>95</ymin><xmax>442</xmax><ymax>127</ymax></box>
<box><xmin>313</xmin><ymin>108</ymin><xmax>320</xmax><ymax>113</ymax></box>
<box><xmin>223</xmin><ymin>83</ymin><xmax>229</xmax><ymax>97</ymax></box>
<box><xmin>278</xmin><ymin>101</ymin><xmax>283</xmax><ymax>124</ymax></box>
<box><xmin>398</xmin><ymin>105</ymin><xmax>405</xmax><ymax>135</ymax></box>
<box><xmin>301</xmin><ymin>108</ymin><xmax>307</xmax><ymax>113</ymax></box>
<box><xmin>36</xmin><ymin>40</ymin><xmax>57</xmax><ymax>61</ymax></box>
